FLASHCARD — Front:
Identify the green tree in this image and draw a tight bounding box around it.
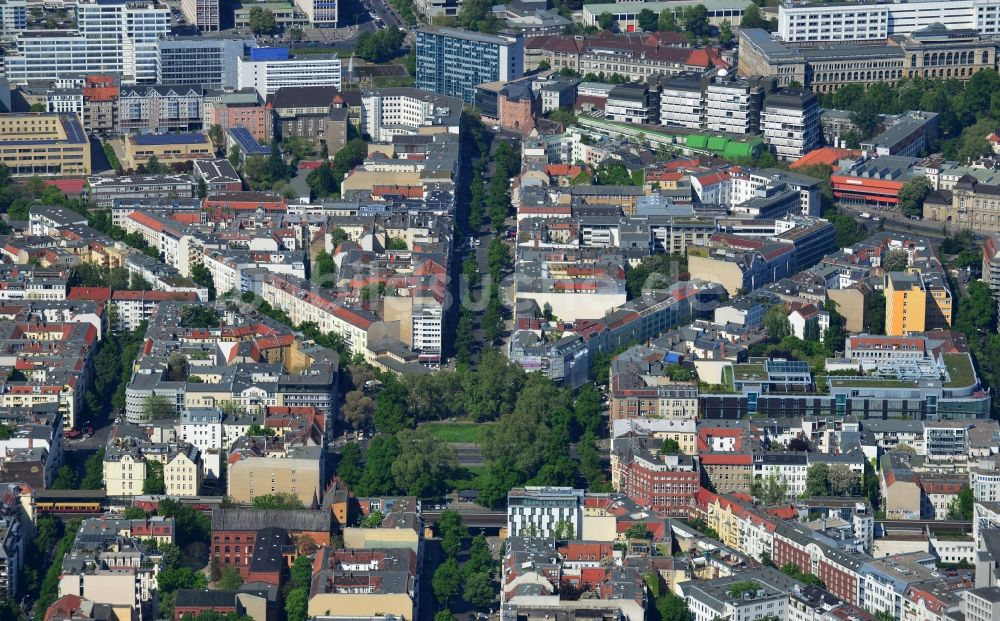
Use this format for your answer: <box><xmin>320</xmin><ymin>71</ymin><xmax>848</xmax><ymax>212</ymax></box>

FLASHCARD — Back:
<box><xmin>355</xmin><ymin>435</ymin><xmax>401</xmax><ymax>496</ymax></box>
<box><xmin>216</xmin><ymin>566</ymin><xmax>244</xmax><ymax>589</ymax></box>
<box><xmin>827</xmin><ymin>464</ymin><xmax>859</xmax><ymax>496</ymax></box>
<box><xmin>433</xmin><ymin>558</ymin><xmax>462</xmax><ymax>607</ymax></box>
<box><xmin>208</xmin><ymin>124</ymin><xmax>224</xmax><ymax>155</ymax></box>
<box><xmin>656</xmin><ymin>592</ymin><xmax>693</xmax><ymax>621</ymax></box>
<box><xmin>750</xmin><ymin>472</ymin><xmax>789</xmax><ymax>505</ymax></box>
<box><xmin>719</xmin><ymin>20</ymin><xmax>733</xmax><ymax>46</ymax></box>
<box><xmin>947</xmin><ymin>484</ymin><xmax>974</xmax><ymax>520</ymax></box>
<box><xmin>739</xmin><ymin>3</ymin><xmax>771</xmax><ymax>29</ymax></box>
<box><xmin>659</xmin><ymin>438</ymin><xmax>681</xmax><ymax>455</ymax></box>
<box><xmin>597</xmin><ymin>11</ymin><xmax>615</xmax><ymax>30</ymax></box>
<box><xmin>247</xmin><ymin>7</ymin><xmax>276</xmax><ymax>34</ymax></box>
<box><xmin>391</xmin><ymin>427</ymin><xmax>457</xmax><ymax>498</ymax></box>
<box><xmin>658</xmin><ymin>9</ymin><xmax>678</xmax><ymax>32</ymax></box>
<box><xmin>681</xmin><ymin>4</ymin><xmax>709</xmax><ymax>36</ymax></box>
<box><xmin>464</xmin><ymin>572</ymin><xmax>496</xmax><ymax>609</ymax></box>
<box><xmin>625</xmin><ymin>522</ymin><xmax>652</xmax><ymax>539</ymax></box>
<box><xmin>143</xmin><ymin>460</ymin><xmax>165</xmax><ymax>494</ymax></box>
<box><xmin>637</xmin><ymin>8</ymin><xmax>658</xmax><ymax>31</ymax></box>
<box><xmin>251</xmin><ymin>493</ymin><xmax>305</xmax><ymax>510</ymax></box>
<box><xmin>285</xmin><ymin>588</ymin><xmax>308</xmax><ymax>621</ymax></box>
<box><xmin>373</xmin><ymin>375</ymin><xmax>413</xmax><ymax>433</ymax></box>
<box><xmin>435</xmin><ymin>612</ymin><xmax>458</xmax><ymax>621</ymax></box>
<box><xmin>898</xmin><ymin>176</ymin><xmax>932</xmax><ymax>219</ymax></box>
<box><xmin>805</xmin><ymin>463</ymin><xmax>831</xmax><ymax>497</ymax></box>
<box><xmin>51</xmin><ymin>465</ymin><xmax>79</xmax><ymax>489</ymax></box>
<box><xmin>764</xmin><ymin>305</ymin><xmax>791</xmax><ymax>340</ymax></box>
<box><xmin>337</xmin><ymin>442</ymin><xmax>363</xmax><ymax>489</ymax></box>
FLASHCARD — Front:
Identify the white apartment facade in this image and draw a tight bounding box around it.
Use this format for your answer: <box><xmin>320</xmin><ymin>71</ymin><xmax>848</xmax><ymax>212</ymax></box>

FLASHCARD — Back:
<box><xmin>237</xmin><ymin>55</ymin><xmax>342</xmax><ymax>98</ymax></box>
<box><xmin>360</xmin><ymin>90</ymin><xmax>461</xmax><ymax>142</ymax></box>
<box><xmin>779</xmin><ymin>0</ymin><xmax>1000</xmax><ymax>43</ymax></box>
<box><xmin>507</xmin><ymin>486</ymin><xmax>584</xmax><ymax>539</ymax></box>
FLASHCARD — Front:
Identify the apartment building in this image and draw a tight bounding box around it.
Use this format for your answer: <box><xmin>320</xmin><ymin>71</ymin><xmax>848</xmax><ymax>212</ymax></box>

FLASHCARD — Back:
<box><xmin>611</xmin><ymin>438</ymin><xmax>699</xmax><ymax>516</ymax></box>
<box><xmin>103</xmin><ymin>423</ymin><xmax>204</xmax><ymax>497</ymax></box>
<box><xmin>207</xmin><ymin>92</ymin><xmax>270</xmax><ymax>143</ymax></box>
<box><xmin>58</xmin><ymin>518</ymin><xmax>173</xmax><ymax>621</ymax></box>
<box><xmin>237</xmin><ymin>48</ymin><xmax>342</xmax><ymax>98</ymax></box>
<box><xmin>117</xmin><ymin>84</ymin><xmax>204</xmax><ymax>132</ymax></box>
<box><xmin>91</xmin><ymin>174</ymin><xmax>197</xmax><ymax>209</ymax></box>
<box><xmin>181</xmin><ymin>0</ymin><xmax>219</xmax><ymax>31</ymax></box>
<box><xmin>227</xmin><ymin>434</ymin><xmax>324</xmax><ymax>508</ymax></box>
<box><xmin>415</xmin><ymin>27</ymin><xmax>524</xmax><ymax>104</ymax></box>
<box><xmin>0</xmin><ymin>484</ymin><xmax>29</xmax><ymax>599</ymax></box>
<box><xmin>884</xmin><ymin>271</ymin><xmax>954</xmax><ymax>336</ymax></box>
<box><xmin>0</xmin><ymin>113</ymin><xmax>91</xmax><ymax>176</ymax></box>
<box><xmin>307</xmin><ymin>546</ymin><xmax>417</xmax><ymax>620</ymax></box>
<box><xmin>507</xmin><ymin>486</ymin><xmax>584</xmax><ymax>538</ymax></box>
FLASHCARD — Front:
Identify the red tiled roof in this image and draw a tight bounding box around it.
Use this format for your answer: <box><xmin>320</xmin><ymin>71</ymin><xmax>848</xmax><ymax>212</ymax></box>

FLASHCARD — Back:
<box><xmin>68</xmin><ymin>286</ymin><xmax>112</xmax><ymax>301</ymax></box>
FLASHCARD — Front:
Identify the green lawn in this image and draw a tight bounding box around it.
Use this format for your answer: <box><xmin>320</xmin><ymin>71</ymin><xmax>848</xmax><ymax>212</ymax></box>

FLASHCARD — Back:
<box><xmin>422</xmin><ymin>422</ymin><xmax>487</xmax><ymax>443</ymax></box>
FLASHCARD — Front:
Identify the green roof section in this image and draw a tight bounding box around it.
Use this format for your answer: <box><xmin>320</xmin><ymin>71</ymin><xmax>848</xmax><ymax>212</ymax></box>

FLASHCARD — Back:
<box><xmin>577</xmin><ymin>116</ymin><xmax>763</xmax><ymax>159</ymax></box>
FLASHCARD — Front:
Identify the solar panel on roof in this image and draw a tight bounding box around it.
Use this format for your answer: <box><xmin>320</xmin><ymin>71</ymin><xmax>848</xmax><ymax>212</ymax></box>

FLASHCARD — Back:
<box><xmin>227</xmin><ymin>127</ymin><xmax>271</xmax><ymax>155</ymax></box>
<box><xmin>766</xmin><ymin>360</ymin><xmax>809</xmax><ymax>373</ymax></box>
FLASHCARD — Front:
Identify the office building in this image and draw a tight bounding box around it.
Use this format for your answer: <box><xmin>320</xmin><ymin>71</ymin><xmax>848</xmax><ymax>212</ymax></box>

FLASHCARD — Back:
<box><xmin>157</xmin><ymin>37</ymin><xmax>247</xmax><ymax>89</ymax></box>
<box><xmin>6</xmin><ymin>0</ymin><xmax>169</xmax><ymax>84</ymax></box>
<box><xmin>181</xmin><ymin>0</ymin><xmax>219</xmax><ymax>31</ymax></box>
<box><xmin>507</xmin><ymin>486</ymin><xmax>584</xmax><ymax>539</ymax></box>
<box><xmin>655</xmin><ymin>70</ymin><xmax>774</xmax><ymax>135</ymax></box>
<box><xmin>778</xmin><ymin>0</ymin><xmax>1000</xmax><ymax>43</ymax></box>
<box><xmin>293</xmin><ymin>0</ymin><xmax>336</xmax><ymax>27</ymax></box>
<box><xmin>237</xmin><ymin>47</ymin><xmax>342</xmax><ymax>98</ymax></box>
<box><xmin>415</xmin><ymin>27</ymin><xmax>524</xmax><ymax>104</ymax></box>
<box><xmin>0</xmin><ymin>0</ymin><xmax>26</xmax><ymax>42</ymax></box>
<box><xmin>120</xmin><ymin>133</ymin><xmax>213</xmax><ymax>171</ymax></box>
<box><xmin>606</xmin><ymin>83</ymin><xmax>658</xmax><ymax>124</ymax></box>
<box><xmin>761</xmin><ymin>88</ymin><xmax>821</xmax><ymax>161</ymax></box>
<box><xmin>0</xmin><ymin>113</ymin><xmax>91</xmax><ymax>176</ymax></box>
<box><xmin>207</xmin><ymin>91</ymin><xmax>269</xmax><ymax>142</ymax></box>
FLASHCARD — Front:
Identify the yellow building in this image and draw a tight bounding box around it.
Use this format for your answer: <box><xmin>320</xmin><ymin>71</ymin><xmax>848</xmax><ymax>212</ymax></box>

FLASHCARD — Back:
<box><xmin>885</xmin><ymin>272</ymin><xmax>927</xmax><ymax>336</ymax></box>
<box><xmin>0</xmin><ymin>113</ymin><xmax>91</xmax><ymax>176</ymax></box>
<box><xmin>705</xmin><ymin>496</ymin><xmax>743</xmax><ymax>550</ymax></box>
<box><xmin>120</xmin><ymin>132</ymin><xmax>213</xmax><ymax>171</ymax></box>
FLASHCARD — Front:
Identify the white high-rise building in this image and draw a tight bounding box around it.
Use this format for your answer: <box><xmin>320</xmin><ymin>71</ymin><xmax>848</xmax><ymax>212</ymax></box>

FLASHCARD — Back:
<box><xmin>778</xmin><ymin>0</ymin><xmax>1000</xmax><ymax>43</ymax></box>
<box><xmin>5</xmin><ymin>0</ymin><xmax>168</xmax><ymax>84</ymax></box>
<box><xmin>237</xmin><ymin>50</ymin><xmax>341</xmax><ymax>98</ymax></box>
<box><xmin>761</xmin><ymin>88</ymin><xmax>821</xmax><ymax>162</ymax></box>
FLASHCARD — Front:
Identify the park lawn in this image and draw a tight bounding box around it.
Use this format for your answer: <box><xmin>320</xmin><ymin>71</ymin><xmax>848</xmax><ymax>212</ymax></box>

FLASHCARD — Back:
<box><xmin>422</xmin><ymin>421</ymin><xmax>488</xmax><ymax>443</ymax></box>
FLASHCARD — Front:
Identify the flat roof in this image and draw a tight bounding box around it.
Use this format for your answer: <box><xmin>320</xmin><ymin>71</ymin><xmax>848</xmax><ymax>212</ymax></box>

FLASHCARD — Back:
<box><xmin>131</xmin><ymin>133</ymin><xmax>209</xmax><ymax>146</ymax></box>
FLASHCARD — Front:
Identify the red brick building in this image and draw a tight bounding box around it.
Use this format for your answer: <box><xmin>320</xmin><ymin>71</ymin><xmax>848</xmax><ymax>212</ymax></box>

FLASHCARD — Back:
<box><xmin>211</xmin><ymin>508</ymin><xmax>332</xmax><ymax>581</ymax></box>
<box><xmin>611</xmin><ymin>437</ymin><xmax>699</xmax><ymax>516</ymax></box>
